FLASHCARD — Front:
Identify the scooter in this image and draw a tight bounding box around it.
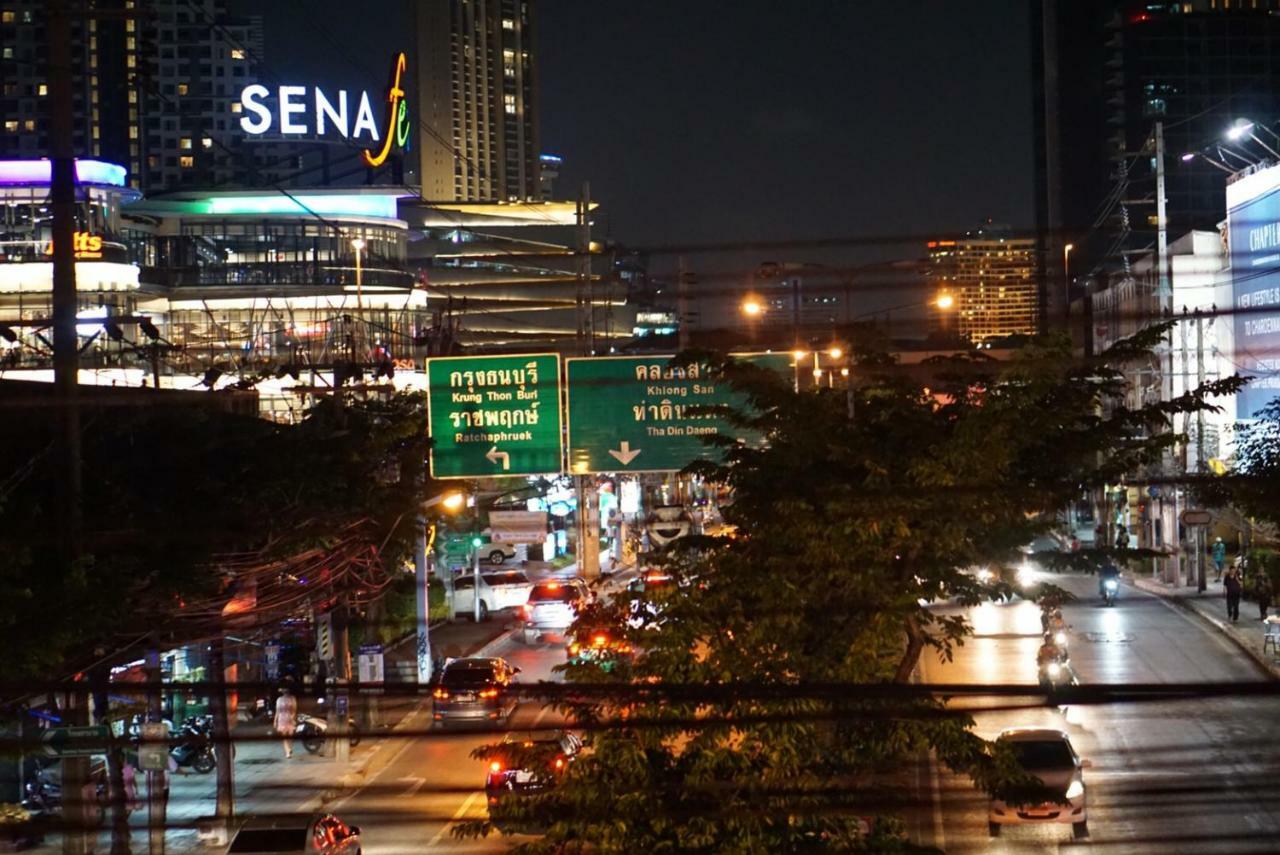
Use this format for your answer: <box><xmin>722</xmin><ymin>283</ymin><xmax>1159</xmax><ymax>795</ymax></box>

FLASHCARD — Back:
<box><xmin>297</xmin><ymin>713</ymin><xmax>361</xmax><ymax>754</ymax></box>
<box><xmin>1045</xmin><ymin>628</ymin><xmax>1069</xmax><ymax>655</ymax></box>
<box><xmin>169</xmin><ymin>716</ymin><xmax>216</xmax><ymax>774</ymax></box>
<box><xmin>1102</xmin><ymin>577</ymin><xmax>1119</xmax><ymax>607</ymax></box>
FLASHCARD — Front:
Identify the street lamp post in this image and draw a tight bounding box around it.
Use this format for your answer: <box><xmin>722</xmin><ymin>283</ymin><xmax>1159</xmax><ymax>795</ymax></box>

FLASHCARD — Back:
<box><xmin>416</xmin><ymin>490</ymin><xmax>465</xmax><ymax>684</ymax></box>
<box><xmin>351</xmin><ymin>237</ymin><xmax>365</xmax><ymax>361</ymax></box>
<box><xmin>1063</xmin><ymin>243</ymin><xmax>1074</xmax><ymax>323</ymax></box>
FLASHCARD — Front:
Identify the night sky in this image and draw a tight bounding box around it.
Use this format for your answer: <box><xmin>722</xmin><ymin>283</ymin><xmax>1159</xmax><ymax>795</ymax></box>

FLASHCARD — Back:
<box><xmin>241</xmin><ymin>0</ymin><xmax>1033</xmax><ymax>265</ymax></box>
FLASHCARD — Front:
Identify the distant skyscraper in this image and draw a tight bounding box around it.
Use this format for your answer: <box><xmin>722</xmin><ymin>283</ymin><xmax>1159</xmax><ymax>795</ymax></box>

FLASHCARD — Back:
<box><xmin>413</xmin><ymin>0</ymin><xmax>540</xmax><ymax>202</ymax></box>
<box><xmin>929</xmin><ymin>224</ymin><xmax>1038</xmax><ymax>343</ymax></box>
<box><xmin>0</xmin><ymin>0</ymin><xmax>265</xmax><ymax>192</ymax></box>
<box><xmin>1033</xmin><ymin>0</ymin><xmax>1280</xmax><ymax>320</ymax></box>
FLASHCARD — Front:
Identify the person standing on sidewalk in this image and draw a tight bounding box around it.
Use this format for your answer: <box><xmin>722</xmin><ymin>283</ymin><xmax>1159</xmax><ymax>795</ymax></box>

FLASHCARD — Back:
<box><xmin>1254</xmin><ymin>569</ymin><xmax>1273</xmax><ymax>621</ymax></box>
<box><xmin>1224</xmin><ymin>564</ymin><xmax>1243</xmax><ymax>623</ymax></box>
<box><xmin>273</xmin><ymin>687</ymin><xmax>298</xmax><ymax>759</ymax></box>
<box><xmin>1212</xmin><ymin>537</ymin><xmax>1228</xmax><ymax>581</ymax></box>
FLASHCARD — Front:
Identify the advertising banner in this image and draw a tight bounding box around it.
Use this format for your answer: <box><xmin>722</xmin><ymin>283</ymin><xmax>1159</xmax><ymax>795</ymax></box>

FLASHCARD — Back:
<box><xmin>488</xmin><ymin>510</ymin><xmax>549</xmax><ymax>544</ymax></box>
<box><xmin>1230</xmin><ymin>170</ymin><xmax>1280</xmax><ymax>418</ymax></box>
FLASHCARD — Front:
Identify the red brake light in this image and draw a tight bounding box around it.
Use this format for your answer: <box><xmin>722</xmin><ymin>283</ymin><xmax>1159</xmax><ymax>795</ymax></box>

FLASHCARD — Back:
<box><xmin>489</xmin><ymin>760</ymin><xmax>502</xmax><ymax>773</ymax></box>
<box><xmin>554</xmin><ymin>757</ymin><xmax>565</xmax><ymax>770</ymax></box>
<box><xmin>479</xmin><ymin>688</ymin><xmax>499</xmax><ymax>698</ymax></box>
<box><xmin>593</xmin><ymin>634</ymin><xmax>607</xmax><ymax>647</ymax></box>
<box><xmin>546</xmin><ymin>580</ymin><xmax>560</xmax><ymax>589</ymax></box>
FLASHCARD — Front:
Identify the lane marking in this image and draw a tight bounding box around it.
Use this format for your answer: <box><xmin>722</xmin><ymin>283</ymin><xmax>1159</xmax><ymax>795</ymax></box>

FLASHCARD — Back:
<box><xmin>428</xmin><ymin>790</ymin><xmax>481</xmax><ymax>848</ymax></box>
<box><xmin>398</xmin><ymin>775</ymin><xmax>426</xmax><ymax>797</ymax></box>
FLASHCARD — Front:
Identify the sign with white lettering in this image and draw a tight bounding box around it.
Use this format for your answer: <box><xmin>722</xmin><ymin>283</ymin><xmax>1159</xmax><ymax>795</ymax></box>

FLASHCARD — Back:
<box><xmin>426</xmin><ymin>354</ymin><xmax>563</xmax><ymax>479</ymax></box>
<box><xmin>488</xmin><ymin>511</ymin><xmax>548</xmax><ymax>544</ymax></box>
<box><xmin>1231</xmin><ymin>172</ymin><xmax>1280</xmax><ymax>418</ymax></box>
<box><xmin>236</xmin><ymin>52</ymin><xmax>410</xmax><ymax>167</ymax></box>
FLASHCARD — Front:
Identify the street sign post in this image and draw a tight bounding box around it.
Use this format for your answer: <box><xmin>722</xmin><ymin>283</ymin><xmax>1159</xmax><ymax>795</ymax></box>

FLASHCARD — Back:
<box><xmin>1181</xmin><ymin>509</ymin><xmax>1212</xmax><ymax>526</ymax></box>
<box><xmin>357</xmin><ymin>643</ymin><xmax>385</xmax><ymax>692</ymax></box>
<box><xmin>40</xmin><ymin>725</ymin><xmax>109</xmax><ymax>757</ymax></box>
<box><xmin>138</xmin><ymin>722</ymin><xmax>170</xmax><ymax>772</ymax></box>
<box><xmin>489</xmin><ymin>510</ymin><xmax>548</xmax><ymax>544</ymax></box>
<box><xmin>565</xmin><ymin>354</ymin><xmax>790</xmax><ymax>473</ymax></box>
<box><xmin>426</xmin><ymin>354</ymin><xmax>563</xmax><ymax>478</ymax></box>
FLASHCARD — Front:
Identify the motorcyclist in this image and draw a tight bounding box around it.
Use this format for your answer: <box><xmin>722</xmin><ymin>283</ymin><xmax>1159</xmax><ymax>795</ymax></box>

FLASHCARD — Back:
<box><xmin>1037</xmin><ymin>638</ymin><xmax>1067</xmax><ymax>668</ymax></box>
<box><xmin>1099</xmin><ymin>560</ymin><xmax>1122</xmax><ymax>599</ymax></box>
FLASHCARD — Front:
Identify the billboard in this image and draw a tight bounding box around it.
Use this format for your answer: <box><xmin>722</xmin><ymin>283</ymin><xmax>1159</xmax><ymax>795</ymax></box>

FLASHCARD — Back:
<box><xmin>1228</xmin><ymin>165</ymin><xmax>1280</xmax><ymax>418</ymax></box>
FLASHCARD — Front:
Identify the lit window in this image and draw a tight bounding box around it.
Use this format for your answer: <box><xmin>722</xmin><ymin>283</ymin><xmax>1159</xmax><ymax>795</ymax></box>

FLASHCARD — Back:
<box><xmin>126</xmin><ymin>54</ymin><xmax>134</xmax><ymax>68</ymax></box>
<box><xmin>3</xmin><ymin>120</ymin><xmax>16</xmax><ymax>132</ymax></box>
<box><xmin>502</xmin><ymin>18</ymin><xmax>515</xmax><ymax>30</ymax></box>
<box><xmin>180</xmin><ymin>155</ymin><xmax>194</xmax><ymax>168</ymax></box>
<box><xmin>180</xmin><ymin>137</ymin><xmax>192</xmax><ymax>150</ymax></box>
<box><xmin>23</xmin><ymin>119</ymin><xmax>34</xmax><ymax>131</ymax></box>
<box><xmin>36</xmin><ymin>83</ymin><xmax>47</xmax><ymax>95</ymax></box>
<box><xmin>177</xmin><ymin>83</ymin><xmax>188</xmax><ymax>95</ymax></box>
<box><xmin>230</xmin><ymin>48</ymin><xmax>245</xmax><ymax>60</ymax></box>
<box><xmin>1</xmin><ymin>47</ymin><xmax>10</xmax><ymax>58</ymax></box>
<box><xmin>504</xmin><ymin>94</ymin><xmax>516</xmax><ymax>114</ymax></box>
<box><xmin>201</xmin><ymin>137</ymin><xmax>212</xmax><ymax>148</ymax></box>
<box><xmin>128</xmin><ymin>90</ymin><xmax>137</xmax><ymax>104</ymax></box>
<box><xmin>1</xmin><ymin>11</ymin><xmax>14</xmax><ymax>24</ymax></box>
<box><xmin>230</xmin><ymin>101</ymin><xmax>242</xmax><ymax>113</ymax></box>
<box><xmin>129</xmin><ymin>126</ymin><xmax>138</xmax><ymax>139</ymax></box>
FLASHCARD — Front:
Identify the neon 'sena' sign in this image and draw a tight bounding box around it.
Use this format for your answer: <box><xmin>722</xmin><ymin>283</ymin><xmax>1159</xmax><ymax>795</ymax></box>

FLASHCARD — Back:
<box><xmin>237</xmin><ymin>52</ymin><xmax>409</xmax><ymax>166</ymax></box>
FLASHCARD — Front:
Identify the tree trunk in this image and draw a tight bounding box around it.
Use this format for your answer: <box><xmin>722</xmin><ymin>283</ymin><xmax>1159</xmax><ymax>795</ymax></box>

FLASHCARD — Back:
<box><xmin>106</xmin><ymin>745</ymin><xmax>130</xmax><ymax>855</ymax></box>
<box><xmin>893</xmin><ymin>613</ymin><xmax>926</xmax><ymax>684</ymax></box>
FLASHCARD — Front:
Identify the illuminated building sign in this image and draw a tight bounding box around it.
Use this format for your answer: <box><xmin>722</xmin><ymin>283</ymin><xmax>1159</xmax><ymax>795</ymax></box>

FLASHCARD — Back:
<box><xmin>237</xmin><ymin>52</ymin><xmax>410</xmax><ymax>166</ymax></box>
<box><xmin>0</xmin><ymin>159</ymin><xmax>127</xmax><ymax>187</ymax></box>
<box><xmin>44</xmin><ymin>231</ymin><xmax>105</xmax><ymax>259</ymax></box>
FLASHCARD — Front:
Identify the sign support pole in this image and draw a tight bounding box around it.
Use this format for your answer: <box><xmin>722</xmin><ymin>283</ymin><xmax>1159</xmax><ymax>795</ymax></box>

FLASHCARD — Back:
<box><xmin>414</xmin><ymin>515</ymin><xmax>433</xmax><ymax>684</ymax></box>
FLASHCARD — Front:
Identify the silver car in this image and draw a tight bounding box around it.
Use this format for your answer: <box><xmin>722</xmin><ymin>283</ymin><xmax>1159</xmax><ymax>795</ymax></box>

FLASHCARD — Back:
<box><xmin>988</xmin><ymin>727</ymin><xmax>1091</xmax><ymax>839</ymax></box>
<box><xmin>520</xmin><ymin>577</ymin><xmax>592</xmax><ymax>643</ymax></box>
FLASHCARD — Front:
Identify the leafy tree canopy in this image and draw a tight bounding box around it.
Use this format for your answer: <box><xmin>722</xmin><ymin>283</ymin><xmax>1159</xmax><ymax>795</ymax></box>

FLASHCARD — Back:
<box><xmin>458</xmin><ymin>332</ymin><xmax>1241</xmax><ymax>852</ymax></box>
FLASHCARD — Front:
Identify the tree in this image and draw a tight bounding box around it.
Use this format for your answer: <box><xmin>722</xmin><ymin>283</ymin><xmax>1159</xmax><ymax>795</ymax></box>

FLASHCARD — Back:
<box><xmin>0</xmin><ymin>391</ymin><xmax>431</xmax><ymax>682</ymax></box>
<box><xmin>458</xmin><ymin>331</ymin><xmax>1241</xmax><ymax>852</ymax></box>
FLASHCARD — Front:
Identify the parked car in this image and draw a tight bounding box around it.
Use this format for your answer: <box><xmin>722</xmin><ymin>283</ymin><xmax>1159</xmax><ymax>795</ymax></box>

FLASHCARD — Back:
<box><xmin>520</xmin><ymin>578</ymin><xmax>592</xmax><ymax>643</ymax></box>
<box><xmin>988</xmin><ymin>727</ymin><xmax>1091</xmax><ymax>838</ymax></box>
<box><xmin>451</xmin><ymin>570</ymin><xmax>534</xmax><ymax>621</ymax></box>
<box><xmin>432</xmin><ymin>657</ymin><xmax>521</xmax><ymax>728</ymax></box>
<box><xmin>485</xmin><ymin>730</ymin><xmax>583</xmax><ymax>832</ymax></box>
<box><xmin>480</xmin><ymin>532</ymin><xmax>519</xmax><ymax>564</ymax></box>
<box><xmin>227</xmin><ymin>814</ymin><xmax>361</xmax><ymax>855</ymax></box>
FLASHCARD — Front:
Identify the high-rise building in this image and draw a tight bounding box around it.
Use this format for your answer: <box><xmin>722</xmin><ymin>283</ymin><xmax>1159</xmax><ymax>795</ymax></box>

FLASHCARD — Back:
<box><xmin>929</xmin><ymin>224</ymin><xmax>1038</xmax><ymax>343</ymax></box>
<box><xmin>1033</xmin><ymin>0</ymin><xmax>1280</xmax><ymax>322</ymax></box>
<box><xmin>413</xmin><ymin>0</ymin><xmax>540</xmax><ymax>202</ymax></box>
<box><xmin>0</xmin><ymin>0</ymin><xmax>268</xmax><ymax>193</ymax></box>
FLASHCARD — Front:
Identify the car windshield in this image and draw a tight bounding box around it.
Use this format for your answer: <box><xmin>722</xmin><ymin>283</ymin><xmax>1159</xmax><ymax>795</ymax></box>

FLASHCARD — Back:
<box><xmin>228</xmin><ymin>828</ymin><xmax>309</xmax><ymax>853</ymax></box>
<box><xmin>453</xmin><ymin>576</ymin><xmax>475</xmax><ymax>590</ymax></box>
<box><xmin>1008</xmin><ymin>739</ymin><xmax>1074</xmax><ymax>770</ymax></box>
<box><xmin>443</xmin><ymin>665</ymin><xmax>497</xmax><ymax>686</ymax></box>
<box><xmin>530</xmin><ymin>582</ymin><xmax>578</xmax><ymax>603</ymax></box>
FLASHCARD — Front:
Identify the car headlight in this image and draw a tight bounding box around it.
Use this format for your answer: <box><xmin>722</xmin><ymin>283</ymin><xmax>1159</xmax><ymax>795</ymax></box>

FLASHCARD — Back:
<box><xmin>1065</xmin><ymin>778</ymin><xmax>1084</xmax><ymax>800</ymax></box>
<box><xmin>976</xmin><ymin>568</ymin><xmax>994</xmax><ymax>584</ymax></box>
<box><xmin>1047</xmin><ymin>662</ymin><xmax>1062</xmax><ymax>677</ymax></box>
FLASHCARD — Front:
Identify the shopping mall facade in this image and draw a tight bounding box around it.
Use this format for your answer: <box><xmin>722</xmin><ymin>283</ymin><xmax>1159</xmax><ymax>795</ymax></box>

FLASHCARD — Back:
<box><xmin>0</xmin><ymin>158</ymin><xmax>631</xmax><ymax>420</ymax></box>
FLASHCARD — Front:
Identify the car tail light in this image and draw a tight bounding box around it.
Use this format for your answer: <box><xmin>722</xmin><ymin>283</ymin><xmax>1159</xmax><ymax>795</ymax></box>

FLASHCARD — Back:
<box><xmin>553</xmin><ymin>756</ymin><xmax>565</xmax><ymax>770</ymax></box>
<box><xmin>433</xmin><ymin>688</ymin><xmax>449</xmax><ymax>700</ymax></box>
<box><xmin>490</xmin><ymin>760</ymin><xmax>502</xmax><ymax>773</ymax></box>
<box><xmin>479</xmin><ymin>688</ymin><xmax>499</xmax><ymax>698</ymax></box>
<box><xmin>568</xmin><ymin>642</ymin><xmax>580</xmax><ymax>655</ymax></box>
<box><xmin>518</xmin><ymin>605</ymin><xmax>530</xmax><ymax>620</ymax></box>
<box><xmin>593</xmin><ymin>634</ymin><xmax>608</xmax><ymax>647</ymax></box>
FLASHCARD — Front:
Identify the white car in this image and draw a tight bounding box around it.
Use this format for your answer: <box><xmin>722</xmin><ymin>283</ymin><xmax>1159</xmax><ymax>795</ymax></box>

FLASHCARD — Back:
<box><xmin>988</xmin><ymin>727</ymin><xmax>1091</xmax><ymax>838</ymax></box>
<box><xmin>521</xmin><ymin>577</ymin><xmax>592</xmax><ymax>643</ymax></box>
<box><xmin>451</xmin><ymin>570</ymin><xmax>533</xmax><ymax>621</ymax></box>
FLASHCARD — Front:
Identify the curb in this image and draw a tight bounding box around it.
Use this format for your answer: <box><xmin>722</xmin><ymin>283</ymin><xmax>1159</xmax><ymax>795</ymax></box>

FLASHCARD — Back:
<box><xmin>1129</xmin><ymin>576</ymin><xmax>1280</xmax><ymax>681</ymax></box>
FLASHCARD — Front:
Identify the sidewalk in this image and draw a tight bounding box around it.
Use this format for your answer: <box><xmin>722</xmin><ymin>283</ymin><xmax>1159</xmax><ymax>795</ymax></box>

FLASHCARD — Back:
<box><xmin>1128</xmin><ymin>573</ymin><xmax>1280</xmax><ymax>679</ymax></box>
<box><xmin>24</xmin><ymin>618</ymin><xmax>516</xmax><ymax>855</ymax></box>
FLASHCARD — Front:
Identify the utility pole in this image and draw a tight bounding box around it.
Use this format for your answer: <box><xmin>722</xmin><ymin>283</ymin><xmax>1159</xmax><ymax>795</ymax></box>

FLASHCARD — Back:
<box><xmin>1196</xmin><ymin>311</ymin><xmax>1208</xmax><ymax>593</ymax></box>
<box><xmin>413</xmin><ymin>516</ymin><xmax>432</xmax><ymax>685</ymax></box>
<box><xmin>575</xmin><ymin>183</ymin><xmax>599</xmax><ymax>580</ymax></box>
<box><xmin>145</xmin><ymin>649</ymin><xmax>168</xmax><ymax>855</ymax></box>
<box><xmin>208</xmin><ymin>637</ymin><xmax>235</xmax><ymax>839</ymax></box>
<box><xmin>49</xmin><ymin>4</ymin><xmax>87</xmax><ymax>852</ymax></box>
<box><xmin>330</xmin><ymin>598</ymin><xmax>351</xmax><ymax>764</ymax></box>
<box><xmin>1154</xmin><ymin>121</ymin><xmax>1181</xmax><ymax>587</ymax></box>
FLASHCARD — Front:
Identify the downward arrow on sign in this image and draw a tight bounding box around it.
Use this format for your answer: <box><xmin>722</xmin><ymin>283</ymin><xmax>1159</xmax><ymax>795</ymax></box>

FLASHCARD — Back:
<box><xmin>608</xmin><ymin>441</ymin><xmax>641</xmax><ymax>466</ymax></box>
<box><xmin>486</xmin><ymin>445</ymin><xmax>510</xmax><ymax>470</ymax></box>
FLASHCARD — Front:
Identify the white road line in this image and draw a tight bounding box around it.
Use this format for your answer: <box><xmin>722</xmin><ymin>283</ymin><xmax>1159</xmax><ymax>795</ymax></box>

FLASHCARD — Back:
<box><xmin>928</xmin><ymin>749</ymin><xmax>945</xmax><ymax>849</ymax></box>
<box><xmin>428</xmin><ymin>791</ymin><xmax>481</xmax><ymax>848</ymax></box>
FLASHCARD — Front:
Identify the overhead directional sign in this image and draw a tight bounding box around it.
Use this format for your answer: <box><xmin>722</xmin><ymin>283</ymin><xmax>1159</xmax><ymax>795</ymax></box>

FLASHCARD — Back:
<box><xmin>426</xmin><ymin>354</ymin><xmax>563</xmax><ymax>479</ymax></box>
<box><xmin>41</xmin><ymin>725</ymin><xmax>110</xmax><ymax>757</ymax></box>
<box><xmin>565</xmin><ymin>354</ymin><xmax>791</xmax><ymax>474</ymax></box>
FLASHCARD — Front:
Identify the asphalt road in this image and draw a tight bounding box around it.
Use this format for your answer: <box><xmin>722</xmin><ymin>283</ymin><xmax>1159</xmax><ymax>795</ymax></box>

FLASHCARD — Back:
<box><xmin>328</xmin><ymin>629</ymin><xmax>570</xmax><ymax>854</ymax></box>
<box><xmin>918</xmin><ymin>571</ymin><xmax>1280</xmax><ymax>853</ymax></box>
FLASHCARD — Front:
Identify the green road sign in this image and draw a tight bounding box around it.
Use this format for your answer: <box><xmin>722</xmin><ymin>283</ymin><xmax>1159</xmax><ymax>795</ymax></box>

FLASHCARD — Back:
<box><xmin>426</xmin><ymin>354</ymin><xmax>562</xmax><ymax>478</ymax></box>
<box><xmin>41</xmin><ymin>725</ymin><xmax>110</xmax><ymax>757</ymax></box>
<box><xmin>565</xmin><ymin>354</ymin><xmax>791</xmax><ymax>473</ymax></box>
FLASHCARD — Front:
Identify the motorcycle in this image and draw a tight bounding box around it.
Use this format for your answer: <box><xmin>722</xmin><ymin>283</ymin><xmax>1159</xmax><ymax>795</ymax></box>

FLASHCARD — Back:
<box><xmin>1037</xmin><ymin>644</ymin><xmax>1077</xmax><ymax>691</ymax></box>
<box><xmin>1046</xmin><ymin>628</ymin><xmax>1069</xmax><ymax>654</ymax></box>
<box><xmin>169</xmin><ymin>716</ymin><xmax>216</xmax><ymax>774</ymax></box>
<box><xmin>22</xmin><ymin>763</ymin><xmax>105</xmax><ymax>816</ymax></box>
<box><xmin>297</xmin><ymin>713</ymin><xmax>361</xmax><ymax>754</ymax></box>
<box><xmin>1102</xmin><ymin>576</ymin><xmax>1119</xmax><ymax>606</ymax></box>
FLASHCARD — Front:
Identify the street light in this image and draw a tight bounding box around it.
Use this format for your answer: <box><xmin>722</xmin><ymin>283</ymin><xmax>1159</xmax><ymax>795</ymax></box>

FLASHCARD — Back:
<box><xmin>934</xmin><ymin>292</ymin><xmax>955</xmax><ymax>312</ymax></box>
<box><xmin>741</xmin><ymin>298</ymin><xmax>763</xmax><ymax>317</ymax></box>
<box><xmin>1225</xmin><ymin>118</ymin><xmax>1280</xmax><ymax>161</ymax></box>
<box><xmin>1063</xmin><ymin>243</ymin><xmax>1074</xmax><ymax>316</ymax></box>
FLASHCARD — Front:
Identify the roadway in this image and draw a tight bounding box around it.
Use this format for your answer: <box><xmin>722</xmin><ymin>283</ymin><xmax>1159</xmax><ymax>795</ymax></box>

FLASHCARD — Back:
<box><xmin>919</xmin><ymin>571</ymin><xmax>1280</xmax><ymax>853</ymax></box>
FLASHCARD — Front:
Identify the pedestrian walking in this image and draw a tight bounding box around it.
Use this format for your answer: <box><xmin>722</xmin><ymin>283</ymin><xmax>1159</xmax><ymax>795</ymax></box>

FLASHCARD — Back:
<box><xmin>1212</xmin><ymin>537</ymin><xmax>1228</xmax><ymax>581</ymax></box>
<box><xmin>1255</xmin><ymin>570</ymin><xmax>1273</xmax><ymax>621</ymax></box>
<box><xmin>1224</xmin><ymin>565</ymin><xmax>1243</xmax><ymax>623</ymax></box>
<box><xmin>273</xmin><ymin>687</ymin><xmax>298</xmax><ymax>759</ymax></box>
<box><xmin>1114</xmin><ymin>525</ymin><xmax>1129</xmax><ymax>550</ymax></box>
